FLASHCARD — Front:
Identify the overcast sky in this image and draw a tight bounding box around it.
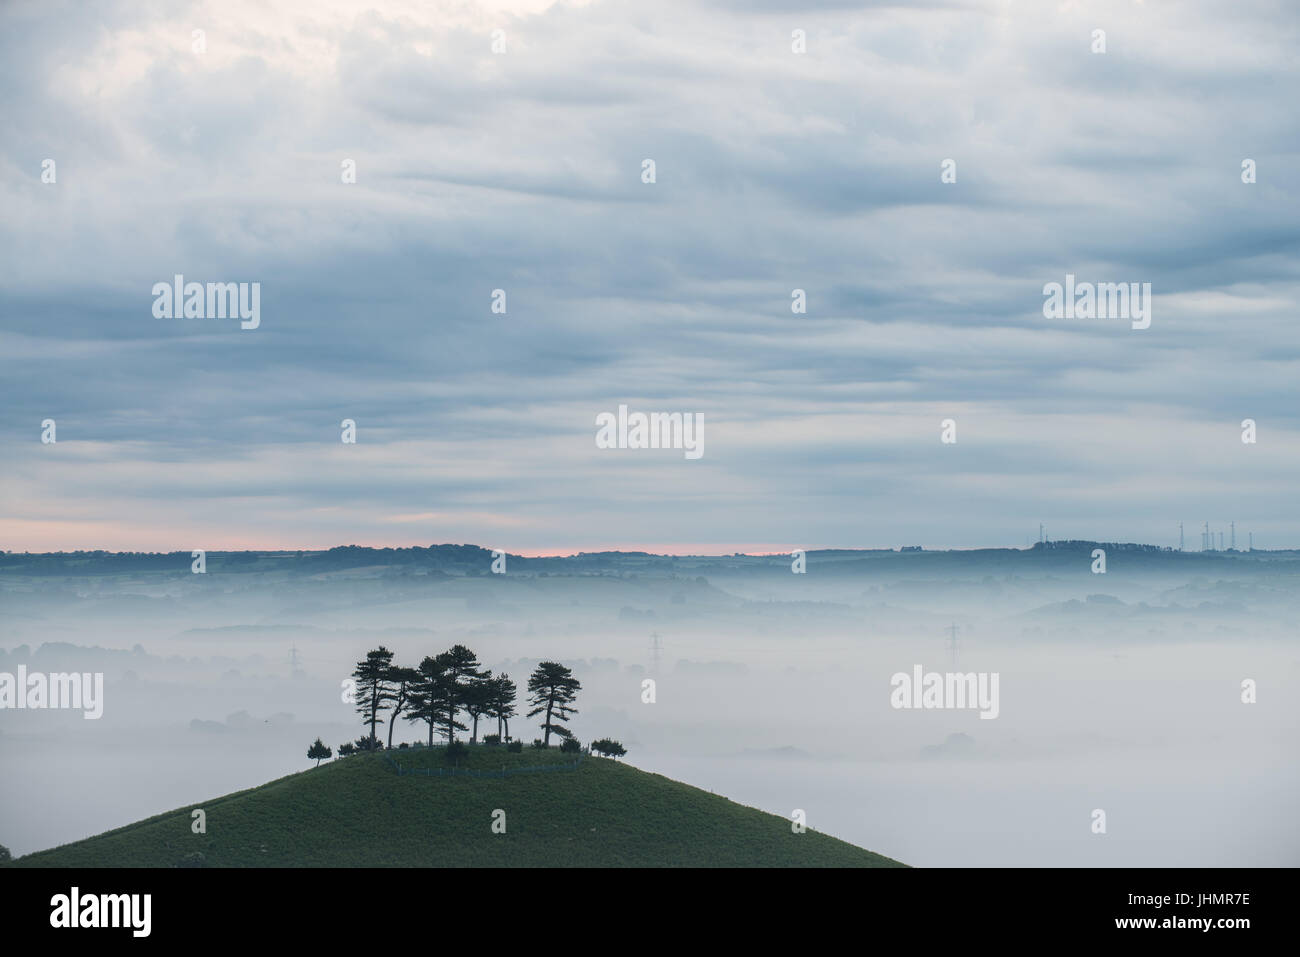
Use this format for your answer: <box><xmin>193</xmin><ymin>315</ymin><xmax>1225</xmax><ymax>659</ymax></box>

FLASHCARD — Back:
<box><xmin>1</xmin><ymin>0</ymin><xmax>1297</xmax><ymax>553</ymax></box>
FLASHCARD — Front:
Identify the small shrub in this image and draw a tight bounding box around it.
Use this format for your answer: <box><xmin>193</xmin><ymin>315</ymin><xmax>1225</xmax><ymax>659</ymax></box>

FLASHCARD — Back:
<box><xmin>445</xmin><ymin>740</ymin><xmax>469</xmax><ymax>762</ymax></box>
<box><xmin>506</xmin><ymin>741</ymin><xmax>522</xmax><ymax>753</ymax></box>
<box><xmin>531</xmin><ymin>739</ymin><xmax>547</xmax><ymax>750</ymax></box>
<box><xmin>398</xmin><ymin>742</ymin><xmax>410</xmax><ymax>749</ymax></box>
<box><xmin>338</xmin><ymin>742</ymin><xmax>356</xmax><ymax>756</ymax></box>
<box><xmin>590</xmin><ymin>738</ymin><xmax>628</xmax><ymax>760</ymax></box>
<box><xmin>177</xmin><ymin>851</ymin><xmax>205</xmax><ymax>869</ymax></box>
<box><xmin>483</xmin><ymin>734</ymin><xmax>501</xmax><ymax>746</ymax></box>
<box><xmin>560</xmin><ymin>737</ymin><xmax>581</xmax><ymax>754</ymax></box>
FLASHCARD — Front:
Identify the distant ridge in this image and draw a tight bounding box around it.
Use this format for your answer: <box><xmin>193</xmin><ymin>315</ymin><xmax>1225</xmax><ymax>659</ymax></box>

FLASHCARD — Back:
<box><xmin>3</xmin><ymin>540</ymin><xmax>1296</xmax><ymax>577</ymax></box>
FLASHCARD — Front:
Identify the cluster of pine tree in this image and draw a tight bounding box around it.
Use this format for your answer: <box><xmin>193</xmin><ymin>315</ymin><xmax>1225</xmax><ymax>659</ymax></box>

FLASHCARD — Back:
<box><xmin>349</xmin><ymin>645</ymin><xmax>582</xmax><ymax>751</ymax></box>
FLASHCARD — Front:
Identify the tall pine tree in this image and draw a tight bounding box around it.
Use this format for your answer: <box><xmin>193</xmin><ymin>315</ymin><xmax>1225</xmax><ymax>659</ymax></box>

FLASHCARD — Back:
<box><xmin>462</xmin><ymin>671</ymin><xmax>493</xmax><ymax>743</ymax></box>
<box><xmin>489</xmin><ymin>673</ymin><xmax>518</xmax><ymax>742</ymax></box>
<box><xmin>435</xmin><ymin>644</ymin><xmax>487</xmax><ymax>743</ymax></box>
<box><xmin>351</xmin><ymin>646</ymin><xmax>394</xmax><ymax>749</ymax></box>
<box><xmin>404</xmin><ymin>656</ymin><xmax>462</xmax><ymax>746</ymax></box>
<box><xmin>527</xmin><ymin>661</ymin><xmax>581</xmax><ymax>745</ymax></box>
<box><xmin>384</xmin><ymin>665</ymin><xmax>421</xmax><ymax>749</ymax></box>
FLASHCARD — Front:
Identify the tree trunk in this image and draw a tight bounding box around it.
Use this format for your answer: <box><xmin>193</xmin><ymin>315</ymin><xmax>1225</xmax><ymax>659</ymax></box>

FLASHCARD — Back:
<box><xmin>447</xmin><ymin>678</ymin><xmax>458</xmax><ymax>743</ymax></box>
<box><xmin>504</xmin><ymin>716</ymin><xmax>510</xmax><ymax>742</ymax></box>
<box><xmin>544</xmin><ymin>697</ymin><xmax>554</xmax><ymax>745</ymax></box>
<box><xmin>370</xmin><ymin>686</ymin><xmax>380</xmax><ymax>745</ymax></box>
<box><xmin>472</xmin><ymin>713</ymin><xmax>479</xmax><ymax>742</ymax></box>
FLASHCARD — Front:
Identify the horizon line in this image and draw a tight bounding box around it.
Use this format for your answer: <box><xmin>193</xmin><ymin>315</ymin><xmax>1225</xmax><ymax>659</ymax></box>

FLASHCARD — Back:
<box><xmin>1</xmin><ymin>541</ymin><xmax>1287</xmax><ymax>559</ymax></box>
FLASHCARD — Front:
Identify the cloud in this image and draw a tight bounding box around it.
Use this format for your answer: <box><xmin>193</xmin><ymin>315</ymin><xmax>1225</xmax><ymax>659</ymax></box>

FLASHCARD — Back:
<box><xmin>2</xmin><ymin>0</ymin><xmax>1298</xmax><ymax>551</ymax></box>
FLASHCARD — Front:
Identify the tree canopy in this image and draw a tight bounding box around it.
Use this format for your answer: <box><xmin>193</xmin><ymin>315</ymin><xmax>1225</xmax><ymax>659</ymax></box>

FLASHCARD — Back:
<box><xmin>527</xmin><ymin>661</ymin><xmax>582</xmax><ymax>746</ymax></box>
<box><xmin>307</xmin><ymin>737</ymin><xmax>332</xmax><ymax>766</ymax></box>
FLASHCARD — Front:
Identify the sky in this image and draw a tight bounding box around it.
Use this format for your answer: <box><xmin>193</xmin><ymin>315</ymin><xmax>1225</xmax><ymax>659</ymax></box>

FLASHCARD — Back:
<box><xmin>1</xmin><ymin>0</ymin><xmax>1298</xmax><ymax>554</ymax></box>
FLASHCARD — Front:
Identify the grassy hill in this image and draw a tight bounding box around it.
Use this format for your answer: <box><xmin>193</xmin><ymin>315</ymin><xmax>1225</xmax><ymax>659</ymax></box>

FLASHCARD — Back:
<box><xmin>7</xmin><ymin>745</ymin><xmax>905</xmax><ymax>867</ymax></box>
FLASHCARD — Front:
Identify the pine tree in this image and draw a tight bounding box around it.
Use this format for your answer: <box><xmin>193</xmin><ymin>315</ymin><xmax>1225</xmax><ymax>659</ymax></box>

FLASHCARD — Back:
<box><xmin>384</xmin><ymin>665</ymin><xmax>421</xmax><ymax>749</ymax></box>
<box><xmin>435</xmin><ymin>644</ymin><xmax>487</xmax><ymax>743</ymax></box>
<box><xmin>527</xmin><ymin>661</ymin><xmax>582</xmax><ymax>745</ymax></box>
<box><xmin>489</xmin><ymin>673</ymin><xmax>518</xmax><ymax>742</ymax></box>
<box><xmin>404</xmin><ymin>656</ymin><xmax>463</xmax><ymax>746</ymax></box>
<box><xmin>307</xmin><ymin>737</ymin><xmax>332</xmax><ymax>766</ymax></box>
<box><xmin>462</xmin><ymin>671</ymin><xmax>493</xmax><ymax>743</ymax></box>
<box><xmin>351</xmin><ymin>646</ymin><xmax>395</xmax><ymax>748</ymax></box>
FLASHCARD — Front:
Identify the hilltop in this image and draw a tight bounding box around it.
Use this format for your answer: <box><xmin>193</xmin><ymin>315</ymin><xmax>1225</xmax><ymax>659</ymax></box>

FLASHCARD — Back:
<box><xmin>6</xmin><ymin>746</ymin><xmax>904</xmax><ymax>868</ymax></box>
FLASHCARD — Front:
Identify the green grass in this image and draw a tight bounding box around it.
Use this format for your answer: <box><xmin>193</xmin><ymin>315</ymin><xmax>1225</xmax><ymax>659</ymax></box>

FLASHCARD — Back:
<box><xmin>389</xmin><ymin>743</ymin><xmax>581</xmax><ymax>772</ymax></box>
<box><xmin>7</xmin><ymin>745</ymin><xmax>905</xmax><ymax>868</ymax></box>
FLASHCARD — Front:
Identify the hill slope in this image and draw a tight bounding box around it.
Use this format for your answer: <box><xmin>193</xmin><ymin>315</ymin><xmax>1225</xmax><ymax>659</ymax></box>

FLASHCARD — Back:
<box><xmin>8</xmin><ymin>748</ymin><xmax>905</xmax><ymax>867</ymax></box>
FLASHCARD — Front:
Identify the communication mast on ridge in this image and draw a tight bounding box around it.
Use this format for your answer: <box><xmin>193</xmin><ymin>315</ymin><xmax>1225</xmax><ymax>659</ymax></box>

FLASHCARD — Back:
<box><xmin>649</xmin><ymin>632</ymin><xmax>662</xmax><ymax>674</ymax></box>
<box><xmin>289</xmin><ymin>643</ymin><xmax>305</xmax><ymax>679</ymax></box>
<box><xmin>945</xmin><ymin>623</ymin><xmax>959</xmax><ymax>669</ymax></box>
<box><xmin>1179</xmin><ymin>522</ymin><xmax>1184</xmax><ymax>551</ymax></box>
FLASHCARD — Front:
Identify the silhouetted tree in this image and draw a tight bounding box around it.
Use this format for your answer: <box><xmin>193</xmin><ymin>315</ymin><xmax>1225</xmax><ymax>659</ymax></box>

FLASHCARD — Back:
<box><xmin>384</xmin><ymin>665</ymin><xmax>421</xmax><ymax>749</ymax></box>
<box><xmin>307</xmin><ymin>737</ymin><xmax>332</xmax><ymax>766</ymax></box>
<box><xmin>436</xmin><ymin>644</ymin><xmax>487</xmax><ymax>743</ymax></box>
<box><xmin>355</xmin><ymin>733</ymin><xmax>383</xmax><ymax>752</ymax></box>
<box><xmin>462</xmin><ymin>672</ymin><xmax>493</xmax><ymax>743</ymax></box>
<box><xmin>338</xmin><ymin>742</ymin><xmax>356</xmax><ymax>756</ymax></box>
<box><xmin>527</xmin><ymin>661</ymin><xmax>582</xmax><ymax>745</ymax></box>
<box><xmin>590</xmin><ymin>738</ymin><xmax>627</xmax><ymax>759</ymax></box>
<box><xmin>0</xmin><ymin>844</ymin><xmax>9</xmax><ymax>863</ymax></box>
<box><xmin>488</xmin><ymin>673</ymin><xmax>518</xmax><ymax>742</ymax></box>
<box><xmin>351</xmin><ymin>647</ymin><xmax>394</xmax><ymax>745</ymax></box>
<box><xmin>405</xmin><ymin>656</ymin><xmax>463</xmax><ymax>746</ymax></box>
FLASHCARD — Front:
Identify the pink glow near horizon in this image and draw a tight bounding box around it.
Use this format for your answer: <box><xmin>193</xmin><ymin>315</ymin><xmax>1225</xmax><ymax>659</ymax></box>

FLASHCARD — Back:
<box><xmin>0</xmin><ymin>531</ymin><xmax>1002</xmax><ymax>556</ymax></box>
<box><xmin>0</xmin><ymin>520</ymin><xmax>995</xmax><ymax>556</ymax></box>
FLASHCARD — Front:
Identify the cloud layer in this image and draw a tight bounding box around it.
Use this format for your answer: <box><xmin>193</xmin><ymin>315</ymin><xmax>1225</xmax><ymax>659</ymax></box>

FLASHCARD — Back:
<box><xmin>2</xmin><ymin>0</ymin><xmax>1298</xmax><ymax>551</ymax></box>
